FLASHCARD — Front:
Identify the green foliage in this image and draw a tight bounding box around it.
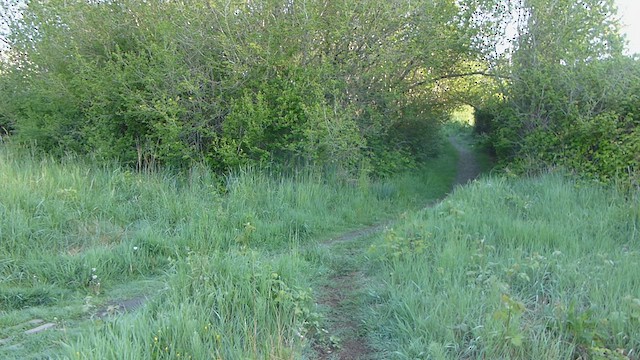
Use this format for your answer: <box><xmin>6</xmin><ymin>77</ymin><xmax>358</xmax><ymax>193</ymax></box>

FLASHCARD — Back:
<box><xmin>65</xmin><ymin>250</ymin><xmax>317</xmax><ymax>359</ymax></box>
<box><xmin>493</xmin><ymin>293</ymin><xmax>526</xmax><ymax>348</ymax></box>
<box><xmin>375</xmin><ymin>228</ymin><xmax>431</xmax><ymax>260</ymax></box>
<box><xmin>478</xmin><ymin>0</ymin><xmax>639</xmax><ymax>183</ymax></box>
<box><xmin>483</xmin><ymin>57</ymin><xmax>640</xmax><ymax>183</ymax></box>
<box><xmin>220</xmin><ymin>69</ymin><xmax>367</xmax><ymax>174</ymax></box>
<box><xmin>389</xmin><ymin>106</ymin><xmax>445</xmax><ymax>162</ymax></box>
<box><xmin>555</xmin><ymin>111</ymin><xmax>640</xmax><ymax>181</ymax></box>
<box><xmin>473</xmin><ymin>99</ymin><xmax>519</xmax><ymax>160</ymax></box>
<box><xmin>0</xmin><ymin>0</ymin><xmax>490</xmax><ymax>173</ymax></box>
<box><xmin>473</xmin><ymin>106</ymin><xmax>495</xmax><ymax>135</ymax></box>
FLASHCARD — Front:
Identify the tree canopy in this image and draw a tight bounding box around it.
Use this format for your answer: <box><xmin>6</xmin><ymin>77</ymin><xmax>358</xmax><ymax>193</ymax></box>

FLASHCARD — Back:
<box><xmin>0</xmin><ymin>0</ymin><xmax>638</xmax><ymax>181</ymax></box>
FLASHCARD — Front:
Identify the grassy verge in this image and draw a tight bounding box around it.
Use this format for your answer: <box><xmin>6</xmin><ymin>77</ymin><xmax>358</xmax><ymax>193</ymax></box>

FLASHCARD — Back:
<box><xmin>0</xmin><ymin>141</ymin><xmax>457</xmax><ymax>359</ymax></box>
<box><xmin>365</xmin><ymin>172</ymin><xmax>640</xmax><ymax>359</ymax></box>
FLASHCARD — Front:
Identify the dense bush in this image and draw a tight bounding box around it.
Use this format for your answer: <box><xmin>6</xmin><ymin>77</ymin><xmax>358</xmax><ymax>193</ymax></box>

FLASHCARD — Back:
<box><xmin>0</xmin><ymin>0</ymin><xmax>485</xmax><ymax>174</ymax></box>
<box><xmin>478</xmin><ymin>57</ymin><xmax>640</xmax><ymax>183</ymax></box>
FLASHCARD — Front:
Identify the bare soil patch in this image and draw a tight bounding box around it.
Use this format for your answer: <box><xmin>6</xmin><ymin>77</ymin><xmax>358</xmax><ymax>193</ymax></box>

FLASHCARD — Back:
<box><xmin>314</xmin><ymin>271</ymin><xmax>372</xmax><ymax>359</ymax></box>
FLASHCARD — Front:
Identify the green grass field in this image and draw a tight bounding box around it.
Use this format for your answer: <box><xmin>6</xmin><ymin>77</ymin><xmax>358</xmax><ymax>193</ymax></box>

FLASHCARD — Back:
<box><xmin>2</xmin><ymin>138</ymin><xmax>638</xmax><ymax>359</ymax></box>
<box><xmin>0</xmin><ymin>143</ymin><xmax>456</xmax><ymax>359</ymax></box>
<box><xmin>365</xmin><ymin>173</ymin><xmax>640</xmax><ymax>359</ymax></box>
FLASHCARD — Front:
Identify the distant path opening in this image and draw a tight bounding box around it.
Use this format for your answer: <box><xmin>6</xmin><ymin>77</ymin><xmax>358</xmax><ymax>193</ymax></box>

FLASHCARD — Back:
<box><xmin>450</xmin><ymin>136</ymin><xmax>481</xmax><ymax>186</ymax></box>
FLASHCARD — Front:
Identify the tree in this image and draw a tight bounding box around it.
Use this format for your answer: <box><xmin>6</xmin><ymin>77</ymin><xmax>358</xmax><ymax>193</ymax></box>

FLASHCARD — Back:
<box><xmin>481</xmin><ymin>0</ymin><xmax>639</xmax><ymax>182</ymax></box>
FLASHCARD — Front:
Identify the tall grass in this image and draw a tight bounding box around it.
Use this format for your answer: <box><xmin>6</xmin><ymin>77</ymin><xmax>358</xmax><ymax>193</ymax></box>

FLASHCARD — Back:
<box><xmin>366</xmin><ymin>173</ymin><xmax>640</xmax><ymax>359</ymax></box>
<box><xmin>0</xmin><ymin>142</ymin><xmax>457</xmax><ymax>359</ymax></box>
<box><xmin>67</xmin><ymin>249</ymin><xmax>316</xmax><ymax>359</ymax></box>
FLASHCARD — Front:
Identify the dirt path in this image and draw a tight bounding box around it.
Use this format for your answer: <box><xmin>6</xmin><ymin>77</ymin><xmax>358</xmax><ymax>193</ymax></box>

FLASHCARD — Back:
<box><xmin>314</xmin><ymin>137</ymin><xmax>481</xmax><ymax>359</ymax></box>
<box><xmin>450</xmin><ymin>136</ymin><xmax>482</xmax><ymax>186</ymax></box>
<box><xmin>314</xmin><ymin>238</ymin><xmax>374</xmax><ymax>359</ymax></box>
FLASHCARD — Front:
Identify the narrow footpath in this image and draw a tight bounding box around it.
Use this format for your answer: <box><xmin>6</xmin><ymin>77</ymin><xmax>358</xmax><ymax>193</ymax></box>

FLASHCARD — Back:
<box><xmin>313</xmin><ymin>136</ymin><xmax>481</xmax><ymax>359</ymax></box>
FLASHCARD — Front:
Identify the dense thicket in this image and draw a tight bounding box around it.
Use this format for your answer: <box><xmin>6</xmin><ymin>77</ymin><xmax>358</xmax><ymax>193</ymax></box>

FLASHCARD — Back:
<box><xmin>476</xmin><ymin>0</ymin><xmax>640</xmax><ymax>183</ymax></box>
<box><xmin>0</xmin><ymin>0</ymin><xmax>490</xmax><ymax>173</ymax></box>
<box><xmin>3</xmin><ymin>0</ymin><xmax>638</xmax><ymax>181</ymax></box>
